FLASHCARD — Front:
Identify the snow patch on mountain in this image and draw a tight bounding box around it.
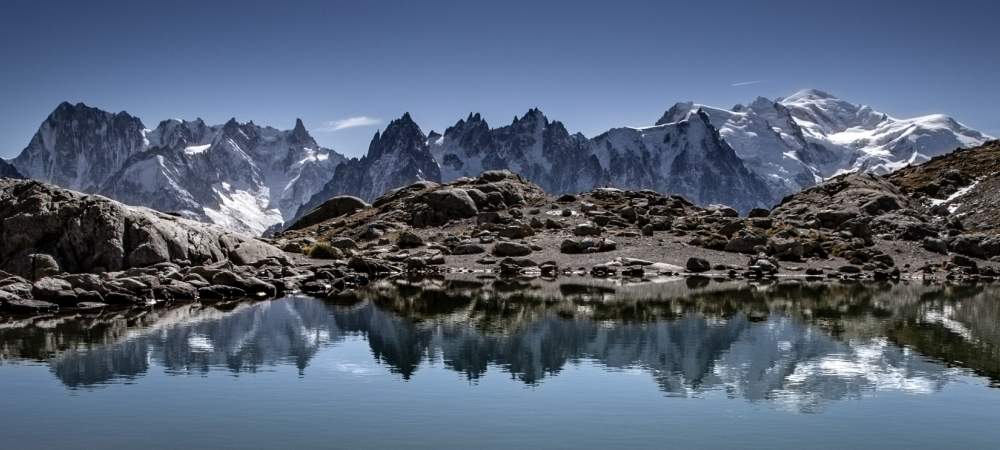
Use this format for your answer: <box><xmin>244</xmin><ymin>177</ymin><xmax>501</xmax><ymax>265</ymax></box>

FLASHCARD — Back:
<box><xmin>184</xmin><ymin>144</ymin><xmax>211</xmax><ymax>155</ymax></box>
<box><xmin>203</xmin><ymin>185</ymin><xmax>284</xmax><ymax>233</ymax></box>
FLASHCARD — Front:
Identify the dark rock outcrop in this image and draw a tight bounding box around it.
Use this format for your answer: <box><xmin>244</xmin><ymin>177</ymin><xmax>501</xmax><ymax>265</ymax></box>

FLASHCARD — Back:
<box><xmin>0</xmin><ymin>160</ymin><xmax>22</xmax><ymax>179</ymax></box>
<box><xmin>0</xmin><ymin>179</ymin><xmax>282</xmax><ymax>278</ymax></box>
<box><xmin>288</xmin><ymin>195</ymin><xmax>369</xmax><ymax>231</ymax></box>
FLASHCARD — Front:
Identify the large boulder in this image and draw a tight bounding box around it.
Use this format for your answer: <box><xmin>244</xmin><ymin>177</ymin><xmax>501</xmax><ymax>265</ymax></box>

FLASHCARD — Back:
<box><xmin>492</xmin><ymin>241</ymin><xmax>533</xmax><ymax>257</ymax></box>
<box><xmin>411</xmin><ymin>188</ymin><xmax>479</xmax><ymax>226</ymax></box>
<box><xmin>26</xmin><ymin>253</ymin><xmax>61</xmax><ymax>280</ymax></box>
<box><xmin>287</xmin><ymin>196</ymin><xmax>369</xmax><ymax>231</ymax></box>
<box><xmin>685</xmin><ymin>257</ymin><xmax>711</xmax><ymax>273</ymax></box>
<box><xmin>0</xmin><ymin>179</ymin><xmax>283</xmax><ymax>277</ymax></box>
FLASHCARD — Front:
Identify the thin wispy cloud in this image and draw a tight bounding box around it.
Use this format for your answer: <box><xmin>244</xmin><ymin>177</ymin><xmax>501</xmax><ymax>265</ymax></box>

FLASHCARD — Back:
<box><xmin>315</xmin><ymin>116</ymin><xmax>382</xmax><ymax>132</ymax></box>
<box><xmin>731</xmin><ymin>80</ymin><xmax>767</xmax><ymax>87</ymax></box>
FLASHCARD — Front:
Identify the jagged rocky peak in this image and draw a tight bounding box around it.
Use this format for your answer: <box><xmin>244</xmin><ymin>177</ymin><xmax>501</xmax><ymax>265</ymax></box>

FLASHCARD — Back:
<box><xmin>512</xmin><ymin>107</ymin><xmax>548</xmax><ymax>127</ymax></box>
<box><xmin>148</xmin><ymin>117</ymin><xmax>214</xmax><ymax>149</ymax></box>
<box><xmin>445</xmin><ymin>112</ymin><xmax>489</xmax><ymax>135</ymax></box>
<box><xmin>368</xmin><ymin>112</ymin><xmax>428</xmax><ymax>159</ymax></box>
<box><xmin>294</xmin><ymin>112</ymin><xmax>442</xmax><ymax>219</ymax></box>
<box><xmin>290</xmin><ymin>118</ymin><xmax>313</xmax><ymax>144</ymax></box>
<box><xmin>11</xmin><ymin>101</ymin><xmax>148</xmax><ymax>192</ymax></box>
<box><xmin>439</xmin><ymin>112</ymin><xmax>491</xmax><ymax>151</ymax></box>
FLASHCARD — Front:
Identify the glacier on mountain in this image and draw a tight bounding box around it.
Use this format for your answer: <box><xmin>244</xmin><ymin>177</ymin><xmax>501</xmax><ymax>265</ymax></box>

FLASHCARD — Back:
<box><xmin>779</xmin><ymin>89</ymin><xmax>990</xmax><ymax>174</ymax></box>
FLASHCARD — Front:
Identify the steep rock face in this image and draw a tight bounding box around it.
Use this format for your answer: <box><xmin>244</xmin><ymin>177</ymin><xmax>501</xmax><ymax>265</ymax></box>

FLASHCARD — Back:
<box><xmin>11</xmin><ymin>102</ymin><xmax>147</xmax><ymax>192</ymax></box>
<box><xmin>10</xmin><ymin>103</ymin><xmax>345</xmax><ymax>235</ymax></box>
<box><xmin>431</xmin><ymin>109</ymin><xmax>601</xmax><ymax>193</ymax></box>
<box><xmin>296</xmin><ymin>113</ymin><xmax>440</xmax><ymax>219</ymax></box>
<box><xmin>0</xmin><ymin>179</ymin><xmax>283</xmax><ymax>277</ymax></box>
<box><xmin>591</xmin><ymin>110</ymin><xmax>774</xmax><ymax>212</ymax></box>
<box><xmin>0</xmin><ymin>160</ymin><xmax>22</xmax><ymax>178</ymax></box>
<box><xmin>657</xmin><ymin>99</ymin><xmax>842</xmax><ymax>198</ymax></box>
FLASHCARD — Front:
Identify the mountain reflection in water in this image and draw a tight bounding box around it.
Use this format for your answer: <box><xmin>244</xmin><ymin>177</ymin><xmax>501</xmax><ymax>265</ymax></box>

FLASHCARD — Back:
<box><xmin>1</xmin><ymin>278</ymin><xmax>998</xmax><ymax>412</ymax></box>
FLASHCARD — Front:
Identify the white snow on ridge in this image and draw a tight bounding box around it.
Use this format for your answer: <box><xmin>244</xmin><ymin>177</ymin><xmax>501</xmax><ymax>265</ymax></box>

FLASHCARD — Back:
<box><xmin>929</xmin><ymin>179</ymin><xmax>980</xmax><ymax>214</ymax></box>
<box><xmin>184</xmin><ymin>144</ymin><xmax>211</xmax><ymax>155</ymax></box>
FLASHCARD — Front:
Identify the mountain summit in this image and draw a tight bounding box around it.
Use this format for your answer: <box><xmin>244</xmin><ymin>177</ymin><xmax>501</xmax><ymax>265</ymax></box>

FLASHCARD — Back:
<box><xmin>294</xmin><ymin>113</ymin><xmax>441</xmax><ymax>220</ymax></box>
<box><xmin>652</xmin><ymin>90</ymin><xmax>990</xmax><ymax>199</ymax></box>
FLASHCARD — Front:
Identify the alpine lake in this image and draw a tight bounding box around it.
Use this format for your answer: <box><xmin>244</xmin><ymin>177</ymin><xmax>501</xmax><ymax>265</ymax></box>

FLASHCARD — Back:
<box><xmin>3</xmin><ymin>276</ymin><xmax>1000</xmax><ymax>449</ymax></box>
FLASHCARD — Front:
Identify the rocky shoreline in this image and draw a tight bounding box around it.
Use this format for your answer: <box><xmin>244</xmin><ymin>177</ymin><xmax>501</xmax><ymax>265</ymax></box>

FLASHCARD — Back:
<box><xmin>3</xmin><ymin>141</ymin><xmax>1000</xmax><ymax>316</ymax></box>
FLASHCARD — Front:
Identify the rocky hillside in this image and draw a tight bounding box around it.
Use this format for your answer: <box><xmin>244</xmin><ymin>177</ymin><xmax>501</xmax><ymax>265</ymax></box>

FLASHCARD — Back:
<box><xmin>8</xmin><ymin>102</ymin><xmax>345</xmax><ymax>235</ymax></box>
<box><xmin>279</xmin><ymin>156</ymin><xmax>1000</xmax><ymax>283</ymax></box>
<box><xmin>888</xmin><ymin>140</ymin><xmax>1000</xmax><ymax>233</ymax></box>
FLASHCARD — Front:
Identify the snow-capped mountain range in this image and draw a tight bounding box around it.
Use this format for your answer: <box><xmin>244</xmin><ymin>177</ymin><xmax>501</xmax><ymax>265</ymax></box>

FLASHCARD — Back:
<box><xmin>661</xmin><ymin>89</ymin><xmax>990</xmax><ymax>199</ymax></box>
<box><xmin>5</xmin><ymin>90</ymin><xmax>990</xmax><ymax>235</ymax></box>
<box><xmin>9</xmin><ymin>102</ymin><xmax>344</xmax><ymax>235</ymax></box>
<box><xmin>306</xmin><ymin>88</ymin><xmax>988</xmax><ymax>217</ymax></box>
<box><xmin>426</xmin><ymin>106</ymin><xmax>774</xmax><ymax>213</ymax></box>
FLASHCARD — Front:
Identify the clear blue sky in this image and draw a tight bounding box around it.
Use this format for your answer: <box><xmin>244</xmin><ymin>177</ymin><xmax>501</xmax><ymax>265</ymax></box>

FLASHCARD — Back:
<box><xmin>2</xmin><ymin>0</ymin><xmax>997</xmax><ymax>158</ymax></box>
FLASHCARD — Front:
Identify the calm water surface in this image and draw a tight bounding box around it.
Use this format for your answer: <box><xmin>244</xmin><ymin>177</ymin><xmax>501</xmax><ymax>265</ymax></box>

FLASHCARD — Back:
<box><xmin>2</xmin><ymin>278</ymin><xmax>1000</xmax><ymax>449</ymax></box>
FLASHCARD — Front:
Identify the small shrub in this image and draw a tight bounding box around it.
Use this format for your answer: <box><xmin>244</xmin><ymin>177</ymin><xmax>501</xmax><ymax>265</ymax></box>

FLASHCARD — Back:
<box><xmin>307</xmin><ymin>242</ymin><xmax>340</xmax><ymax>259</ymax></box>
